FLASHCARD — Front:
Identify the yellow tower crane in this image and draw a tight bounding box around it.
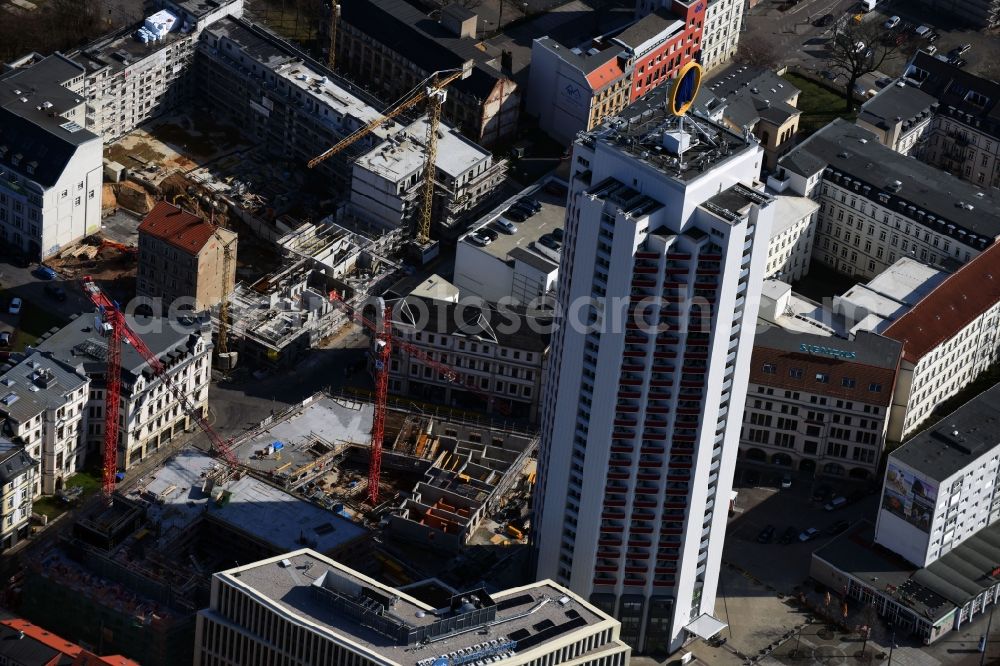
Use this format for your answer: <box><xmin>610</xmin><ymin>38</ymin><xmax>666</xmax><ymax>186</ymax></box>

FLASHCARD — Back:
<box><xmin>327</xmin><ymin>2</ymin><xmax>340</xmax><ymax>69</ymax></box>
<box><xmin>307</xmin><ymin>66</ymin><xmax>470</xmax><ymax>244</ymax></box>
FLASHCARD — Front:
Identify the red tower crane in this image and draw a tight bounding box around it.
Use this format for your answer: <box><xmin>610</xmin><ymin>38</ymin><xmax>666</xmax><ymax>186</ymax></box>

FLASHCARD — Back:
<box><xmin>368</xmin><ymin>305</ymin><xmax>391</xmax><ymax>505</ymax></box>
<box><xmin>329</xmin><ymin>291</ymin><xmax>513</xmax><ymax>506</ymax></box>
<box><xmin>82</xmin><ymin>277</ymin><xmax>239</xmax><ymax>497</ymax></box>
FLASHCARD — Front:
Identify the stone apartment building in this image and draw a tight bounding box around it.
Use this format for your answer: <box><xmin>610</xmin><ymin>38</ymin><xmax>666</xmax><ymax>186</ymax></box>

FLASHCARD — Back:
<box><xmin>770</xmin><ymin>119</ymin><xmax>1000</xmax><ymax>281</ymax></box>
<box><xmin>740</xmin><ymin>327</ymin><xmax>901</xmax><ymax>480</ymax></box>
<box><xmin>763</xmin><ymin>195</ymin><xmax>819</xmax><ymax>282</ymax></box>
<box><xmin>333</xmin><ymin>0</ymin><xmax>520</xmax><ymax>147</ymax></box>
<box><xmin>879</xmin><ymin>241</ymin><xmax>1000</xmax><ymax>441</ymax></box>
<box><xmin>699</xmin><ymin>65</ymin><xmax>802</xmax><ymax>172</ymax></box>
<box><xmin>137</xmin><ymin>201</ymin><xmax>237</xmax><ymax>312</ymax></box>
<box><xmin>35</xmin><ymin>313</ymin><xmax>213</xmax><ymax>472</ymax></box>
<box><xmin>0</xmin><ymin>354</ymin><xmax>90</xmax><ymax>496</ymax></box>
<box><xmin>0</xmin><ymin>440</ymin><xmax>38</xmax><ymax>551</ymax></box>
<box><xmin>699</xmin><ymin>0</ymin><xmax>743</xmax><ymax>72</ymax></box>
<box><xmin>0</xmin><ymin>55</ymin><xmax>102</xmax><ymax>259</ymax></box>
<box><xmin>387</xmin><ymin>279</ymin><xmax>550</xmax><ymax>422</ymax></box>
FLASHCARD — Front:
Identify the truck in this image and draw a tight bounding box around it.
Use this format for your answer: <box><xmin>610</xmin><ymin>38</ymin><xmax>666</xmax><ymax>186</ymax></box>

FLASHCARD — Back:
<box><xmin>861</xmin><ymin>0</ymin><xmax>877</xmax><ymax>10</ymax></box>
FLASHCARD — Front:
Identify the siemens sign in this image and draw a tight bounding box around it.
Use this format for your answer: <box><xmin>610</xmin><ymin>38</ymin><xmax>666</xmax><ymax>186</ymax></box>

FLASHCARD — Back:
<box><xmin>799</xmin><ymin>343</ymin><xmax>856</xmax><ymax>359</ymax></box>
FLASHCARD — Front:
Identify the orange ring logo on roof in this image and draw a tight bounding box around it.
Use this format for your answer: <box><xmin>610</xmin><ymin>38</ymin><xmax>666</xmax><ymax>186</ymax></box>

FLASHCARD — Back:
<box><xmin>668</xmin><ymin>61</ymin><xmax>702</xmax><ymax>117</ymax></box>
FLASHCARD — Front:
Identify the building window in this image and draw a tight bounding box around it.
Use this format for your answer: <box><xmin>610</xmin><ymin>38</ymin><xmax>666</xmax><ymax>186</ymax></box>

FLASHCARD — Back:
<box><xmin>762</xmin><ymin>363</ymin><xmax>776</xmax><ymax>374</ymax></box>
<box><xmin>842</xmin><ymin>378</ymin><xmax>856</xmax><ymax>388</ymax></box>
<box><xmin>869</xmin><ymin>383</ymin><xmax>882</xmax><ymax>393</ymax></box>
<box><xmin>815</xmin><ymin>373</ymin><xmax>829</xmax><ymax>384</ymax></box>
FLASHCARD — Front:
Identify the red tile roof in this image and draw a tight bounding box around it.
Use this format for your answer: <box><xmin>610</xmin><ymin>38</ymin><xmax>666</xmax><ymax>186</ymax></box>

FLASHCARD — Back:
<box><xmin>749</xmin><ymin>348</ymin><xmax>897</xmax><ymax>407</ymax></box>
<box><xmin>882</xmin><ymin>242</ymin><xmax>1000</xmax><ymax>363</ymax></box>
<box><xmin>138</xmin><ymin>201</ymin><xmax>216</xmax><ymax>255</ymax></box>
<box><xmin>0</xmin><ymin>620</ymin><xmax>139</xmax><ymax>666</ymax></box>
<box><xmin>585</xmin><ymin>57</ymin><xmax>626</xmax><ymax>90</ymax></box>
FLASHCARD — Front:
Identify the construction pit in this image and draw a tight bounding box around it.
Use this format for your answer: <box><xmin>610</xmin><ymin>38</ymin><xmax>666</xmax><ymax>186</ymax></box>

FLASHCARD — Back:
<box><xmin>233</xmin><ymin>393</ymin><xmax>539</xmax><ymax>557</ymax></box>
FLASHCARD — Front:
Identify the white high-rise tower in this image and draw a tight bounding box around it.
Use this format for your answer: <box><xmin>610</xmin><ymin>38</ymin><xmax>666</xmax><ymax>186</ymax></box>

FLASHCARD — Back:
<box><xmin>533</xmin><ymin>96</ymin><xmax>773</xmax><ymax>653</ymax></box>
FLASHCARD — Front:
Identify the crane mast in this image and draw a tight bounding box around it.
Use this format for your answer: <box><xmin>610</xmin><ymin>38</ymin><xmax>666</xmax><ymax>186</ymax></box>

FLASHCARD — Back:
<box><xmin>82</xmin><ymin>278</ymin><xmax>239</xmax><ymax>498</ymax></box>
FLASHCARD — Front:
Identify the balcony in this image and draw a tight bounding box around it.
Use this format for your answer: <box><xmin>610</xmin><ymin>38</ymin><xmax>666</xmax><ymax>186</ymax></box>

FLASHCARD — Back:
<box><xmin>614</xmin><ymin>417</ymin><xmax>638</xmax><ymax>427</ymax></box>
<box><xmin>599</xmin><ymin>537</ymin><xmax>623</xmax><ymax>546</ymax></box>
<box><xmin>633</xmin><ymin>278</ymin><xmax>656</xmax><ymax>287</ymax></box>
<box><xmin>619</xmin><ymin>390</ymin><xmax>641</xmax><ymax>399</ymax></box>
<box><xmin>636</xmin><ymin>251</ymin><xmax>660</xmax><ymax>260</ymax></box>
<box><xmin>611</xmin><ymin>444</ymin><xmax>634</xmax><ymax>454</ymax></box>
<box><xmin>633</xmin><ymin>266</ymin><xmax>659</xmax><ymax>274</ymax></box>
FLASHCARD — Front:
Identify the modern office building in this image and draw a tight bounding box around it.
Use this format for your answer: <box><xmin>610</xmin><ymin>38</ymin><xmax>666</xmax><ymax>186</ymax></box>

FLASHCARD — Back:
<box><xmin>35</xmin><ymin>313</ymin><xmax>213</xmax><ymax>472</ymax></box>
<box><xmin>740</xmin><ymin>327</ymin><xmax>900</xmax><ymax>480</ymax></box>
<box><xmin>0</xmin><ymin>441</ymin><xmax>37</xmax><ymax>551</ymax></box>
<box><xmin>137</xmin><ymin>201</ymin><xmax>237</xmax><ymax>312</ymax></box>
<box><xmin>811</xmin><ymin>385</ymin><xmax>1000</xmax><ymax>646</ymax></box>
<box><xmin>194</xmin><ymin>548</ymin><xmax>632</xmax><ymax>666</ymax></box>
<box><xmin>0</xmin><ymin>354</ymin><xmax>89</xmax><ymax>496</ymax></box>
<box><xmin>0</xmin><ymin>55</ymin><xmax>102</xmax><ymax>259</ymax></box>
<box><xmin>876</xmin><ymin>383</ymin><xmax>1000</xmax><ymax>568</ymax></box>
<box><xmin>533</xmin><ymin>96</ymin><xmax>772</xmax><ymax>652</ymax></box>
<box><xmin>770</xmin><ymin>119</ymin><xmax>1000</xmax><ymax>281</ymax></box>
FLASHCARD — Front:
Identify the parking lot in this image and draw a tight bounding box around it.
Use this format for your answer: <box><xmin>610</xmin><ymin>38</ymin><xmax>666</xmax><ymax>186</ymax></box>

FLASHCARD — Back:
<box><xmin>727</xmin><ymin>465</ymin><xmax>878</xmax><ymax>593</ymax></box>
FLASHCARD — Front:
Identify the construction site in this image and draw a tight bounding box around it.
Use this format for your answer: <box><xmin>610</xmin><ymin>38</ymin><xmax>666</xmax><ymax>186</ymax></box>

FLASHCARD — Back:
<box><xmin>234</xmin><ymin>393</ymin><xmax>537</xmax><ymax>552</ymax></box>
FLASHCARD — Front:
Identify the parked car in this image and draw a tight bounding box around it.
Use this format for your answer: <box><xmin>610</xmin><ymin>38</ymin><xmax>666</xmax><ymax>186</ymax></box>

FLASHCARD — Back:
<box><xmin>875</xmin><ymin>77</ymin><xmax>894</xmax><ymax>88</ymax></box>
<box><xmin>884</xmin><ymin>15</ymin><xmax>900</xmax><ymax>29</ymax></box>
<box><xmin>953</xmin><ymin>58</ymin><xmax>968</xmax><ymax>68</ymax></box>
<box><xmin>479</xmin><ymin>227</ymin><xmax>499</xmax><ymax>241</ymax></box>
<box><xmin>496</xmin><ymin>218</ymin><xmax>518</xmax><ymax>234</ymax></box>
<box><xmin>517</xmin><ymin>197</ymin><xmax>542</xmax><ymax>213</ymax></box>
<box><xmin>924</xmin><ymin>45</ymin><xmax>937</xmax><ymax>55</ymax></box>
<box><xmin>35</xmin><ymin>265</ymin><xmax>56</xmax><ymax>280</ymax></box>
<box><xmin>757</xmin><ymin>525</ymin><xmax>776</xmax><ymax>544</ymax></box>
<box><xmin>8</xmin><ymin>298</ymin><xmax>21</xmax><ymax>315</ymax></box>
<box><xmin>798</xmin><ymin>527</ymin><xmax>820</xmax><ymax>542</ymax></box>
<box><xmin>0</xmin><ymin>332</ymin><xmax>10</xmax><ymax>347</ymax></box>
<box><xmin>826</xmin><ymin>520</ymin><xmax>851</xmax><ymax>536</ymax></box>
<box><xmin>504</xmin><ymin>207</ymin><xmax>528</xmax><ymax>223</ymax></box>
<box><xmin>44</xmin><ymin>284</ymin><xmax>67</xmax><ymax>301</ymax></box>
<box><xmin>538</xmin><ymin>234</ymin><xmax>560</xmax><ymax>250</ymax></box>
<box><xmin>781</xmin><ymin>474</ymin><xmax>793</xmax><ymax>489</ymax></box>
<box><xmin>468</xmin><ymin>232</ymin><xmax>492</xmax><ymax>247</ymax></box>
<box><xmin>927</xmin><ymin>32</ymin><xmax>940</xmax><ymax>43</ymax></box>
<box><xmin>779</xmin><ymin>526</ymin><xmax>798</xmax><ymax>545</ymax></box>
<box><xmin>958</xmin><ymin>43</ymin><xmax>972</xmax><ymax>55</ymax></box>
<box><xmin>854</xmin><ymin>41</ymin><xmax>866</xmax><ymax>53</ymax></box>
<box><xmin>914</xmin><ymin>24</ymin><xmax>932</xmax><ymax>37</ymax></box>
<box><xmin>814</xmin><ymin>13</ymin><xmax>835</xmax><ymax>27</ymax></box>
<box><xmin>551</xmin><ymin>228</ymin><xmax>564</xmax><ymax>242</ymax></box>
<box><xmin>825</xmin><ymin>496</ymin><xmax>848</xmax><ymax>511</ymax></box>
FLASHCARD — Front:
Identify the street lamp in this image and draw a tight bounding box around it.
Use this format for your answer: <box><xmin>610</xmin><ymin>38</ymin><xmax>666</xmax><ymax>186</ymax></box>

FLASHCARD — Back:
<box><xmin>981</xmin><ymin>602</ymin><xmax>996</xmax><ymax>666</ymax></box>
<box><xmin>887</xmin><ymin>623</ymin><xmax>895</xmax><ymax>665</ymax></box>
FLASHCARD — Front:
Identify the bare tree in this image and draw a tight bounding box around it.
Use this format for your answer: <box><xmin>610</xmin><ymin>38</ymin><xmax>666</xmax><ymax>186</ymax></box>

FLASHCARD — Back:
<box><xmin>734</xmin><ymin>34</ymin><xmax>782</xmax><ymax>69</ymax></box>
<box><xmin>828</xmin><ymin>21</ymin><xmax>900</xmax><ymax>111</ymax></box>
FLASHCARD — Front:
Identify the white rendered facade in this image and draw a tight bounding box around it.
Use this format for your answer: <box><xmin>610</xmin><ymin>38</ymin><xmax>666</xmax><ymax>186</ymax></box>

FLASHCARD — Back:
<box><xmin>763</xmin><ymin>195</ymin><xmax>818</xmax><ymax>282</ymax></box>
<box><xmin>0</xmin><ymin>355</ymin><xmax>89</xmax><ymax>496</ymax></box>
<box><xmin>0</xmin><ymin>441</ymin><xmax>37</xmax><ymax>551</ymax></box>
<box><xmin>875</xmin><ymin>385</ymin><xmax>1000</xmax><ymax>569</ymax></box>
<box><xmin>699</xmin><ymin>0</ymin><xmax>743</xmax><ymax>72</ymax></box>
<box><xmin>771</xmin><ymin>120</ymin><xmax>998</xmax><ymax>282</ymax></box>
<box><xmin>534</xmin><ymin>112</ymin><xmax>771</xmax><ymax>652</ymax></box>
<box><xmin>36</xmin><ymin>315</ymin><xmax>213</xmax><ymax>472</ymax></box>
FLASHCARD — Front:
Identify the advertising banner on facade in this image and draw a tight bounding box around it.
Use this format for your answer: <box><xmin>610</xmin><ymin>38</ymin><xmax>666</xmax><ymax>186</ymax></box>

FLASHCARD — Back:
<box><xmin>882</xmin><ymin>463</ymin><xmax>937</xmax><ymax>532</ymax></box>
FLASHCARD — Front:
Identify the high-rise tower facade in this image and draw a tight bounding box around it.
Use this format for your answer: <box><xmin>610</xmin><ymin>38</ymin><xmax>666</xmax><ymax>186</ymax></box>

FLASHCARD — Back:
<box><xmin>533</xmin><ymin>102</ymin><xmax>773</xmax><ymax>653</ymax></box>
